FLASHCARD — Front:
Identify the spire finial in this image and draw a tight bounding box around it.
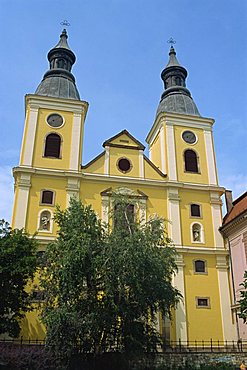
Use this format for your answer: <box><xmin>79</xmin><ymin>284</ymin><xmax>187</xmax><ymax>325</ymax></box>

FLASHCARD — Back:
<box><xmin>167</xmin><ymin>37</ymin><xmax>176</xmax><ymax>49</ymax></box>
<box><xmin>60</xmin><ymin>20</ymin><xmax>70</xmax><ymax>28</ymax></box>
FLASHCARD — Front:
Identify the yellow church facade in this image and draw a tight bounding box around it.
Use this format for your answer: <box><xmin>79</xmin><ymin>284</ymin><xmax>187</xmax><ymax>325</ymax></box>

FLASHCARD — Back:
<box><xmin>11</xmin><ymin>30</ymin><xmax>237</xmax><ymax>342</ymax></box>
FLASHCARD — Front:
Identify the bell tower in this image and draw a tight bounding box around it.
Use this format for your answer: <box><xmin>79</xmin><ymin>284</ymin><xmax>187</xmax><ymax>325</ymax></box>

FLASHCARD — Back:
<box><xmin>12</xmin><ymin>29</ymin><xmax>88</xmax><ymax>230</ymax></box>
<box><xmin>146</xmin><ymin>45</ymin><xmax>235</xmax><ymax>343</ymax></box>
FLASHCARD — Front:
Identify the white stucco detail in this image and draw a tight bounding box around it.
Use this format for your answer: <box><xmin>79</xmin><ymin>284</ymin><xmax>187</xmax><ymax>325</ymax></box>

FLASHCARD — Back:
<box><xmin>139</xmin><ymin>150</ymin><xmax>144</xmax><ymax>178</ymax></box>
<box><xmin>104</xmin><ymin>146</ymin><xmax>110</xmax><ymax>175</ymax></box>
<box><xmin>66</xmin><ymin>178</ymin><xmax>80</xmax><ymax>206</ymax></box>
<box><xmin>204</xmin><ymin>130</ymin><xmax>217</xmax><ymax>185</ymax></box>
<box><xmin>21</xmin><ymin>108</ymin><xmax>38</xmax><ymax>166</ymax></box>
<box><xmin>14</xmin><ymin>174</ymin><xmax>31</xmax><ymax>229</ymax></box>
<box><xmin>168</xmin><ymin>189</ymin><xmax>181</xmax><ymax>245</ymax></box>
<box><xmin>216</xmin><ymin>256</ymin><xmax>238</xmax><ymax>341</ymax></box>
<box><xmin>70</xmin><ymin>113</ymin><xmax>82</xmax><ymax>171</ymax></box>
<box><xmin>210</xmin><ymin>192</ymin><xmax>224</xmax><ymax>248</ymax></box>
<box><xmin>160</xmin><ymin>126</ymin><xmax>166</xmax><ymax>174</ymax></box>
<box><xmin>101</xmin><ymin>195</ymin><xmax>109</xmax><ymax>225</ymax></box>
<box><xmin>139</xmin><ymin>199</ymin><xmax>147</xmax><ymax>225</ymax></box>
<box><xmin>166</xmin><ymin>124</ymin><xmax>177</xmax><ymax>181</ymax></box>
<box><xmin>174</xmin><ymin>254</ymin><xmax>187</xmax><ymax>341</ymax></box>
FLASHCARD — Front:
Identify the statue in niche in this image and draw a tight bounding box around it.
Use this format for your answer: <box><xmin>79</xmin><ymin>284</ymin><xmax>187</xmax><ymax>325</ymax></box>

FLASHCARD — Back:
<box><xmin>192</xmin><ymin>224</ymin><xmax>201</xmax><ymax>242</ymax></box>
<box><xmin>40</xmin><ymin>211</ymin><xmax>51</xmax><ymax>231</ymax></box>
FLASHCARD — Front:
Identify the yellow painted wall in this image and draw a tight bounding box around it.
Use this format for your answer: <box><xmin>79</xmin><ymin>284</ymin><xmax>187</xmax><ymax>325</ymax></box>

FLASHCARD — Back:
<box><xmin>173</xmin><ymin>126</ymin><xmax>209</xmax><ymax>184</ymax></box>
<box><xmin>183</xmin><ymin>253</ymin><xmax>223</xmax><ymax>341</ymax></box>
<box><xmin>179</xmin><ymin>189</ymin><xmax>214</xmax><ymax>247</ymax></box>
<box><xmin>144</xmin><ymin>158</ymin><xmax>164</xmax><ymax>180</ymax></box>
<box><xmin>83</xmin><ymin>153</ymin><xmax>105</xmax><ymax>174</ymax></box>
<box><xmin>32</xmin><ymin>108</ymin><xmax>74</xmax><ymax>170</ymax></box>
<box><xmin>109</xmin><ymin>147</ymin><xmax>140</xmax><ymax>177</ymax></box>
<box><xmin>149</xmin><ymin>133</ymin><xmax>161</xmax><ymax>170</ymax></box>
<box><xmin>25</xmin><ymin>175</ymin><xmax>67</xmax><ymax>235</ymax></box>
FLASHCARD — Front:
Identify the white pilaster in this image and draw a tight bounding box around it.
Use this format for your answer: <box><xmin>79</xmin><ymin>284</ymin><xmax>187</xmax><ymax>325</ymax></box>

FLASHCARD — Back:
<box><xmin>168</xmin><ymin>189</ymin><xmax>181</xmax><ymax>245</ymax></box>
<box><xmin>216</xmin><ymin>256</ymin><xmax>238</xmax><ymax>341</ymax></box>
<box><xmin>210</xmin><ymin>192</ymin><xmax>224</xmax><ymax>248</ymax></box>
<box><xmin>70</xmin><ymin>113</ymin><xmax>82</xmax><ymax>171</ymax></box>
<box><xmin>139</xmin><ymin>199</ymin><xmax>147</xmax><ymax>225</ymax></box>
<box><xmin>166</xmin><ymin>123</ymin><xmax>177</xmax><ymax>181</ymax></box>
<box><xmin>14</xmin><ymin>173</ymin><xmax>31</xmax><ymax>229</ymax></box>
<box><xmin>174</xmin><ymin>254</ymin><xmax>187</xmax><ymax>342</ymax></box>
<box><xmin>160</xmin><ymin>126</ymin><xmax>166</xmax><ymax>174</ymax></box>
<box><xmin>66</xmin><ymin>178</ymin><xmax>80</xmax><ymax>206</ymax></box>
<box><xmin>104</xmin><ymin>146</ymin><xmax>110</xmax><ymax>175</ymax></box>
<box><xmin>204</xmin><ymin>130</ymin><xmax>217</xmax><ymax>185</ymax></box>
<box><xmin>101</xmin><ymin>195</ymin><xmax>109</xmax><ymax>225</ymax></box>
<box><xmin>21</xmin><ymin>107</ymin><xmax>38</xmax><ymax>166</ymax></box>
<box><xmin>139</xmin><ymin>150</ymin><xmax>144</xmax><ymax>178</ymax></box>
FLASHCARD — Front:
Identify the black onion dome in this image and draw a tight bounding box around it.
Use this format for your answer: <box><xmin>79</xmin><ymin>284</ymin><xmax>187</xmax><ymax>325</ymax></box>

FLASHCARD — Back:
<box><xmin>156</xmin><ymin>46</ymin><xmax>200</xmax><ymax>116</ymax></box>
<box><xmin>35</xmin><ymin>29</ymin><xmax>80</xmax><ymax>100</ymax></box>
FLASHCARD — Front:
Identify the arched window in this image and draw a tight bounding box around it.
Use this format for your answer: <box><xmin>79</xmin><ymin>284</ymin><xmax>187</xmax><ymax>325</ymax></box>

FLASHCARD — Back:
<box><xmin>184</xmin><ymin>149</ymin><xmax>199</xmax><ymax>173</ymax></box>
<box><xmin>194</xmin><ymin>260</ymin><xmax>206</xmax><ymax>273</ymax></box>
<box><xmin>44</xmin><ymin>134</ymin><xmax>61</xmax><ymax>158</ymax></box>
<box><xmin>41</xmin><ymin>190</ymin><xmax>54</xmax><ymax>205</ymax></box>
<box><xmin>192</xmin><ymin>223</ymin><xmax>202</xmax><ymax>242</ymax></box>
<box><xmin>39</xmin><ymin>210</ymin><xmax>51</xmax><ymax>231</ymax></box>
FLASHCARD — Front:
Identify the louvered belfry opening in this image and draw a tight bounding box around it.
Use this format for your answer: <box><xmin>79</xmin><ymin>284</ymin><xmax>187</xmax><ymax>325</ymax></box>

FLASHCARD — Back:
<box><xmin>44</xmin><ymin>134</ymin><xmax>61</xmax><ymax>158</ymax></box>
<box><xmin>184</xmin><ymin>149</ymin><xmax>198</xmax><ymax>173</ymax></box>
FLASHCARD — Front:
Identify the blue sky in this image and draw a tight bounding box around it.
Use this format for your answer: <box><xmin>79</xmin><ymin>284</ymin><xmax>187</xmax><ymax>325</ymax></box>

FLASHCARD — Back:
<box><xmin>0</xmin><ymin>0</ymin><xmax>247</xmax><ymax>221</ymax></box>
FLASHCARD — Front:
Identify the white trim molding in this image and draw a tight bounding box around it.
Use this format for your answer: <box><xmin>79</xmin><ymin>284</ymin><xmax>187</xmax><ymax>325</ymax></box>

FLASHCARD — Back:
<box><xmin>13</xmin><ymin>173</ymin><xmax>31</xmax><ymax>229</ymax></box>
<box><xmin>166</xmin><ymin>123</ymin><xmax>177</xmax><ymax>181</ymax></box>
<box><xmin>168</xmin><ymin>188</ymin><xmax>181</xmax><ymax>245</ymax></box>
<box><xmin>104</xmin><ymin>146</ymin><xmax>110</xmax><ymax>175</ymax></box>
<box><xmin>66</xmin><ymin>177</ymin><xmax>80</xmax><ymax>206</ymax></box>
<box><xmin>204</xmin><ymin>130</ymin><xmax>217</xmax><ymax>185</ymax></box>
<box><xmin>160</xmin><ymin>126</ymin><xmax>166</xmax><ymax>174</ymax></box>
<box><xmin>70</xmin><ymin>113</ymin><xmax>82</xmax><ymax>171</ymax></box>
<box><xmin>21</xmin><ymin>107</ymin><xmax>38</xmax><ymax>166</ymax></box>
<box><xmin>173</xmin><ymin>254</ymin><xmax>187</xmax><ymax>341</ymax></box>
<box><xmin>139</xmin><ymin>150</ymin><xmax>144</xmax><ymax>178</ymax></box>
<box><xmin>216</xmin><ymin>256</ymin><xmax>238</xmax><ymax>341</ymax></box>
<box><xmin>210</xmin><ymin>192</ymin><xmax>224</xmax><ymax>248</ymax></box>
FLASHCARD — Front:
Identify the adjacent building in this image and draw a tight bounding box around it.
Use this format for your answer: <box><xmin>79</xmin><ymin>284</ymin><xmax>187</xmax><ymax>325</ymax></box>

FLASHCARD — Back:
<box><xmin>220</xmin><ymin>190</ymin><xmax>247</xmax><ymax>340</ymax></box>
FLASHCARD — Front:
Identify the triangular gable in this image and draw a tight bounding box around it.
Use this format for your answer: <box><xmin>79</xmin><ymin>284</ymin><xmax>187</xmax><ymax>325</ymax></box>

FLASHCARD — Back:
<box><xmin>144</xmin><ymin>155</ymin><xmax>167</xmax><ymax>179</ymax></box>
<box><xmin>81</xmin><ymin>151</ymin><xmax>105</xmax><ymax>173</ymax></box>
<box><xmin>103</xmin><ymin>129</ymin><xmax>145</xmax><ymax>150</ymax></box>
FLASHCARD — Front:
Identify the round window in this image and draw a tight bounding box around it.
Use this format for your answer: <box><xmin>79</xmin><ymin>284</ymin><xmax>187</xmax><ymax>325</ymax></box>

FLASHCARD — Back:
<box><xmin>47</xmin><ymin>114</ymin><xmax>64</xmax><ymax>128</ymax></box>
<box><xmin>182</xmin><ymin>130</ymin><xmax>197</xmax><ymax>144</ymax></box>
<box><xmin>117</xmin><ymin>158</ymin><xmax>132</xmax><ymax>173</ymax></box>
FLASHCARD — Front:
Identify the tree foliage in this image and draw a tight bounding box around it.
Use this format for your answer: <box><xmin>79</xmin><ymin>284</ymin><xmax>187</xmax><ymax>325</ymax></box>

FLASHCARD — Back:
<box><xmin>0</xmin><ymin>220</ymin><xmax>37</xmax><ymax>337</ymax></box>
<box><xmin>238</xmin><ymin>271</ymin><xmax>247</xmax><ymax>323</ymax></box>
<box><xmin>40</xmin><ymin>197</ymin><xmax>181</xmax><ymax>357</ymax></box>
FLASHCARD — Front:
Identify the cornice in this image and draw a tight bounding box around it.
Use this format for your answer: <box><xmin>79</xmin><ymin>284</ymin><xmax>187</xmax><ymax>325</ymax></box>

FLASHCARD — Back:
<box><xmin>146</xmin><ymin>111</ymin><xmax>214</xmax><ymax>146</ymax></box>
<box><xmin>25</xmin><ymin>94</ymin><xmax>88</xmax><ymax>115</ymax></box>
<box><xmin>220</xmin><ymin>211</ymin><xmax>247</xmax><ymax>237</ymax></box>
<box><xmin>175</xmin><ymin>245</ymin><xmax>228</xmax><ymax>256</ymax></box>
<box><xmin>13</xmin><ymin>166</ymin><xmax>225</xmax><ymax>193</ymax></box>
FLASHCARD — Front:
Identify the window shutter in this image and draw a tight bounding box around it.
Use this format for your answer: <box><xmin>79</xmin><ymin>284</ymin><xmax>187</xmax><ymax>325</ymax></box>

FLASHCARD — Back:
<box><xmin>185</xmin><ymin>150</ymin><xmax>198</xmax><ymax>172</ymax></box>
<box><xmin>44</xmin><ymin>134</ymin><xmax>61</xmax><ymax>158</ymax></box>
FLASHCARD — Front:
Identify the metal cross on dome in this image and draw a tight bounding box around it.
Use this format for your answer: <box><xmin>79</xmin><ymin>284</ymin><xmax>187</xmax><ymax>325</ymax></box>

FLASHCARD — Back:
<box><xmin>167</xmin><ymin>37</ymin><xmax>176</xmax><ymax>46</ymax></box>
<box><xmin>60</xmin><ymin>20</ymin><xmax>70</xmax><ymax>28</ymax></box>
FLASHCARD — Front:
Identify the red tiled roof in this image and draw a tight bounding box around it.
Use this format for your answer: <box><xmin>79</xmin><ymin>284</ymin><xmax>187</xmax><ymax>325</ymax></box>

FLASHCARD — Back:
<box><xmin>223</xmin><ymin>191</ymin><xmax>247</xmax><ymax>225</ymax></box>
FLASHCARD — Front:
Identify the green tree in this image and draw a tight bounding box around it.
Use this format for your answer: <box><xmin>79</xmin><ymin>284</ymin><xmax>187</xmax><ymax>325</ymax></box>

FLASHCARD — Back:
<box><xmin>238</xmin><ymin>271</ymin><xmax>247</xmax><ymax>323</ymax></box>
<box><xmin>0</xmin><ymin>220</ymin><xmax>37</xmax><ymax>337</ymax></box>
<box><xmin>40</xmin><ymin>197</ymin><xmax>180</xmax><ymax>358</ymax></box>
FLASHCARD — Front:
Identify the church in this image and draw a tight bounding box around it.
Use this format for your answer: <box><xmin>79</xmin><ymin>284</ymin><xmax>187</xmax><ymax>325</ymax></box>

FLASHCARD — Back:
<box><xmin>11</xmin><ymin>29</ymin><xmax>237</xmax><ymax>342</ymax></box>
